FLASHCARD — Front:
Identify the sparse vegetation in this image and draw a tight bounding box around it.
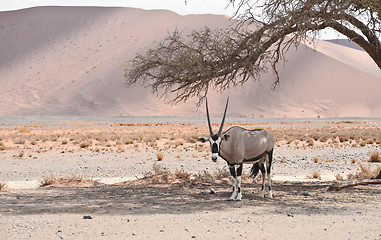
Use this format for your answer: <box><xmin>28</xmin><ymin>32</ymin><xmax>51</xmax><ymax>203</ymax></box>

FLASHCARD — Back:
<box><xmin>175</xmin><ymin>169</ymin><xmax>191</xmax><ymax>180</ymax></box>
<box><xmin>144</xmin><ymin>162</ymin><xmax>171</xmax><ymax>178</ymax></box>
<box><xmin>311</xmin><ymin>170</ymin><xmax>321</xmax><ymax>179</ymax></box>
<box><xmin>370</xmin><ymin>151</ymin><xmax>381</xmax><ymax>163</ymax></box>
<box><xmin>0</xmin><ymin>142</ymin><xmax>6</xmax><ymax>151</ymax></box>
<box><xmin>40</xmin><ymin>174</ymin><xmax>96</xmax><ymax>187</ymax></box>
<box><xmin>40</xmin><ymin>174</ymin><xmax>57</xmax><ymax>187</ymax></box>
<box><xmin>18</xmin><ymin>151</ymin><xmax>24</xmax><ymax>158</ymax></box>
<box><xmin>335</xmin><ymin>173</ymin><xmax>343</xmax><ymax>181</ymax></box>
<box><xmin>157</xmin><ymin>152</ymin><xmax>164</xmax><ymax>161</ymax></box>
<box><xmin>0</xmin><ymin>182</ymin><xmax>6</xmax><ymax>191</ymax></box>
<box><xmin>347</xmin><ymin>163</ymin><xmax>381</xmax><ymax>180</ymax></box>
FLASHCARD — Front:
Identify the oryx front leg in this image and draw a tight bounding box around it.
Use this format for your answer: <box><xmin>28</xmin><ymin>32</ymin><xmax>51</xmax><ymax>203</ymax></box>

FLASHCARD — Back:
<box><xmin>228</xmin><ymin>165</ymin><xmax>237</xmax><ymax>200</ymax></box>
<box><xmin>236</xmin><ymin>164</ymin><xmax>243</xmax><ymax>201</ymax></box>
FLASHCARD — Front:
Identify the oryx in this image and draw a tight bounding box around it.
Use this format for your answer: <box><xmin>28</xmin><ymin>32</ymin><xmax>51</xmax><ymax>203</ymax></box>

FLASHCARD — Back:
<box><xmin>199</xmin><ymin>97</ymin><xmax>275</xmax><ymax>201</ymax></box>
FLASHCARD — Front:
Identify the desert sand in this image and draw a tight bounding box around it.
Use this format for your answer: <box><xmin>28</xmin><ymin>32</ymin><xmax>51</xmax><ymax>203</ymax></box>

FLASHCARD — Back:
<box><xmin>1</xmin><ymin>6</ymin><xmax>381</xmax><ymax>117</ymax></box>
<box><xmin>0</xmin><ymin>118</ymin><xmax>380</xmax><ymax>239</ymax></box>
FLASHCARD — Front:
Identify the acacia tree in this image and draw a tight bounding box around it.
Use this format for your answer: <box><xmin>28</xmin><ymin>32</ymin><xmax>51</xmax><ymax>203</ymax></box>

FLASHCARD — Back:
<box><xmin>125</xmin><ymin>0</ymin><xmax>381</xmax><ymax>104</ymax></box>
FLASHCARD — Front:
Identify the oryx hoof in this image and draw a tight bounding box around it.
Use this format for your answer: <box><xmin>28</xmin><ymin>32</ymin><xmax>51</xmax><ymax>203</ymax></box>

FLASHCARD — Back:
<box><xmin>229</xmin><ymin>192</ymin><xmax>237</xmax><ymax>201</ymax></box>
<box><xmin>236</xmin><ymin>193</ymin><xmax>242</xmax><ymax>201</ymax></box>
<box><xmin>268</xmin><ymin>191</ymin><xmax>273</xmax><ymax>199</ymax></box>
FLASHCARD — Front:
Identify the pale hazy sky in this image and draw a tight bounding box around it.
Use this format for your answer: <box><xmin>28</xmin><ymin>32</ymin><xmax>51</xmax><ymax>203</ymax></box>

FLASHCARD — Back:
<box><xmin>0</xmin><ymin>0</ymin><xmax>343</xmax><ymax>39</ymax></box>
<box><xmin>0</xmin><ymin>0</ymin><xmax>235</xmax><ymax>15</ymax></box>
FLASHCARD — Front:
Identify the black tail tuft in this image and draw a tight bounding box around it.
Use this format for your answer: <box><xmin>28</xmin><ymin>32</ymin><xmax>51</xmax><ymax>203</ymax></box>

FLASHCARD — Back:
<box><xmin>250</xmin><ymin>163</ymin><xmax>260</xmax><ymax>178</ymax></box>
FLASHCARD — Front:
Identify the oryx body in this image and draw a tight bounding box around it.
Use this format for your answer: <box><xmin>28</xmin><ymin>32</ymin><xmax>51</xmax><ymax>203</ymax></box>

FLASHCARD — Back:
<box><xmin>199</xmin><ymin>98</ymin><xmax>275</xmax><ymax>201</ymax></box>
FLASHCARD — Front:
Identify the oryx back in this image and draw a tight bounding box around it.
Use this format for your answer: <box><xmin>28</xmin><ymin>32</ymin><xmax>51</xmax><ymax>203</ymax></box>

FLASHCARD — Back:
<box><xmin>220</xmin><ymin>126</ymin><xmax>274</xmax><ymax>165</ymax></box>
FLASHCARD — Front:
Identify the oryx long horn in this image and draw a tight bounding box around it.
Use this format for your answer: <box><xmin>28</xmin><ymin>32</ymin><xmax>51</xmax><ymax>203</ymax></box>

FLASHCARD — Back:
<box><xmin>218</xmin><ymin>97</ymin><xmax>229</xmax><ymax>136</ymax></box>
<box><xmin>205</xmin><ymin>97</ymin><xmax>214</xmax><ymax>136</ymax></box>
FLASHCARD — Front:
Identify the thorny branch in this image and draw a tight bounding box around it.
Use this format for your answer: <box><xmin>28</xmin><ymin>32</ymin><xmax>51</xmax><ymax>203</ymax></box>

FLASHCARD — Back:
<box><xmin>125</xmin><ymin>0</ymin><xmax>381</xmax><ymax>104</ymax></box>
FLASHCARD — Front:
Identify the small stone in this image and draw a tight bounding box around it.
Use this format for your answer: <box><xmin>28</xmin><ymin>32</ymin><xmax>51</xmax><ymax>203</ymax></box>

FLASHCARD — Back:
<box><xmin>83</xmin><ymin>215</ymin><xmax>92</xmax><ymax>219</ymax></box>
<box><xmin>210</xmin><ymin>188</ymin><xmax>215</xmax><ymax>194</ymax></box>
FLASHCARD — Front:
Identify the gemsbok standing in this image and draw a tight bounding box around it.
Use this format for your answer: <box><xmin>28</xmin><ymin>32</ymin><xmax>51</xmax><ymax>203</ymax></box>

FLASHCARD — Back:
<box><xmin>199</xmin><ymin>97</ymin><xmax>275</xmax><ymax>201</ymax></box>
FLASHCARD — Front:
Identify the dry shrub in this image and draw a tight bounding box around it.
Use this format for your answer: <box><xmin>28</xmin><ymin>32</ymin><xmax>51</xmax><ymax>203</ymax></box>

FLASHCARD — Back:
<box><xmin>144</xmin><ymin>162</ymin><xmax>171</xmax><ymax>178</ymax></box>
<box><xmin>0</xmin><ymin>182</ymin><xmax>6</xmax><ymax>191</ymax></box>
<box><xmin>351</xmin><ymin>159</ymin><xmax>357</xmax><ymax>164</ymax></box>
<box><xmin>40</xmin><ymin>174</ymin><xmax>57</xmax><ymax>187</ymax></box>
<box><xmin>311</xmin><ymin>170</ymin><xmax>321</xmax><ymax>179</ymax></box>
<box><xmin>280</xmin><ymin>157</ymin><xmax>286</xmax><ymax>163</ymax></box>
<box><xmin>0</xmin><ymin>142</ymin><xmax>6</xmax><ymax>151</ymax></box>
<box><xmin>193</xmin><ymin>170</ymin><xmax>214</xmax><ymax>182</ymax></box>
<box><xmin>18</xmin><ymin>151</ymin><xmax>24</xmax><ymax>158</ymax></box>
<box><xmin>79</xmin><ymin>140</ymin><xmax>92</xmax><ymax>148</ymax></box>
<box><xmin>307</xmin><ymin>138</ymin><xmax>314</xmax><ymax>146</ymax></box>
<box><xmin>313</xmin><ymin>157</ymin><xmax>319</xmax><ymax>163</ymax></box>
<box><xmin>175</xmin><ymin>169</ymin><xmax>191</xmax><ymax>180</ymax></box>
<box><xmin>213</xmin><ymin>167</ymin><xmax>231</xmax><ymax>179</ymax></box>
<box><xmin>370</xmin><ymin>151</ymin><xmax>381</xmax><ymax>163</ymax></box>
<box><xmin>335</xmin><ymin>173</ymin><xmax>343</xmax><ymax>181</ymax></box>
<box><xmin>40</xmin><ymin>174</ymin><xmax>95</xmax><ymax>187</ymax></box>
<box><xmin>18</xmin><ymin>127</ymin><xmax>31</xmax><ymax>133</ymax></box>
<box><xmin>61</xmin><ymin>139</ymin><xmax>68</xmax><ymax>145</ymax></box>
<box><xmin>347</xmin><ymin>163</ymin><xmax>380</xmax><ymax>180</ymax></box>
<box><xmin>157</xmin><ymin>152</ymin><xmax>164</xmax><ymax>161</ymax></box>
<box><xmin>123</xmin><ymin>139</ymin><xmax>134</xmax><ymax>145</ymax></box>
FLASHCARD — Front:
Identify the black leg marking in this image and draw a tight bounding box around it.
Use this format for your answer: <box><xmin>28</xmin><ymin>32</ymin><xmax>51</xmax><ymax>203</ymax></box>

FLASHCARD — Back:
<box><xmin>267</xmin><ymin>149</ymin><xmax>273</xmax><ymax>175</ymax></box>
<box><xmin>229</xmin><ymin>165</ymin><xmax>236</xmax><ymax>178</ymax></box>
<box><xmin>237</xmin><ymin>163</ymin><xmax>243</xmax><ymax>177</ymax></box>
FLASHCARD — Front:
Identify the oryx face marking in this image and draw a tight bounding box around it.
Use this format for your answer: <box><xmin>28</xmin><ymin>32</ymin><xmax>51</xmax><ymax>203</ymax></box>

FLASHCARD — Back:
<box><xmin>209</xmin><ymin>134</ymin><xmax>221</xmax><ymax>162</ymax></box>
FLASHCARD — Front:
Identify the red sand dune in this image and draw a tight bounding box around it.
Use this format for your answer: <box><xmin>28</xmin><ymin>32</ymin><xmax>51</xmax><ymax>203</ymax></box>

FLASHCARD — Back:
<box><xmin>1</xmin><ymin>6</ymin><xmax>381</xmax><ymax>117</ymax></box>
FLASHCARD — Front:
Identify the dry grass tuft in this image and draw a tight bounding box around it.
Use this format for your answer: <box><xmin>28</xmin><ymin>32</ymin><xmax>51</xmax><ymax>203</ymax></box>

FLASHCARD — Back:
<box><xmin>192</xmin><ymin>170</ymin><xmax>215</xmax><ymax>182</ymax></box>
<box><xmin>175</xmin><ymin>169</ymin><xmax>191</xmax><ymax>180</ymax></box>
<box><xmin>40</xmin><ymin>174</ymin><xmax>57</xmax><ymax>187</ymax></box>
<box><xmin>335</xmin><ymin>173</ymin><xmax>343</xmax><ymax>181</ymax></box>
<box><xmin>144</xmin><ymin>163</ymin><xmax>171</xmax><ymax>178</ymax></box>
<box><xmin>0</xmin><ymin>142</ymin><xmax>6</xmax><ymax>151</ymax></box>
<box><xmin>157</xmin><ymin>152</ymin><xmax>164</xmax><ymax>161</ymax></box>
<box><xmin>79</xmin><ymin>140</ymin><xmax>92</xmax><ymax>148</ymax></box>
<box><xmin>0</xmin><ymin>182</ymin><xmax>6</xmax><ymax>191</ymax></box>
<box><xmin>18</xmin><ymin>127</ymin><xmax>31</xmax><ymax>133</ymax></box>
<box><xmin>370</xmin><ymin>151</ymin><xmax>381</xmax><ymax>162</ymax></box>
<box><xmin>311</xmin><ymin>170</ymin><xmax>321</xmax><ymax>179</ymax></box>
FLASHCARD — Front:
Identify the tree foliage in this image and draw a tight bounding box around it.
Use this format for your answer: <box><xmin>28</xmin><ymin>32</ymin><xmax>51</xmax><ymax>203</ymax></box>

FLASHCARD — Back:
<box><xmin>125</xmin><ymin>0</ymin><xmax>381</xmax><ymax>104</ymax></box>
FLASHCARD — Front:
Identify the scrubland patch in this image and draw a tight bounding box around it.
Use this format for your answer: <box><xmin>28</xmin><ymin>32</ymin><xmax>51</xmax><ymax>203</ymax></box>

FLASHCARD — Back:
<box><xmin>40</xmin><ymin>174</ymin><xmax>99</xmax><ymax>187</ymax></box>
<box><xmin>347</xmin><ymin>163</ymin><xmax>381</xmax><ymax>180</ymax></box>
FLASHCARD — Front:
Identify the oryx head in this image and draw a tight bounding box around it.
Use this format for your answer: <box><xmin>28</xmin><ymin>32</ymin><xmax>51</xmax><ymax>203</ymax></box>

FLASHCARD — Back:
<box><xmin>199</xmin><ymin>97</ymin><xmax>229</xmax><ymax>162</ymax></box>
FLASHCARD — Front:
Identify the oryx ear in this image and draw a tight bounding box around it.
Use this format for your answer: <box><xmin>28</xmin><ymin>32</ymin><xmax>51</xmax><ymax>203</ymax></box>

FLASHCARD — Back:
<box><xmin>198</xmin><ymin>137</ymin><xmax>208</xmax><ymax>143</ymax></box>
<box><xmin>223</xmin><ymin>134</ymin><xmax>230</xmax><ymax>141</ymax></box>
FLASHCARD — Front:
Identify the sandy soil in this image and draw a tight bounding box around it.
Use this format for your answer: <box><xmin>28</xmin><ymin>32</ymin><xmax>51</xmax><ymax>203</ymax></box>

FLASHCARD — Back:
<box><xmin>1</xmin><ymin>119</ymin><xmax>381</xmax><ymax>239</ymax></box>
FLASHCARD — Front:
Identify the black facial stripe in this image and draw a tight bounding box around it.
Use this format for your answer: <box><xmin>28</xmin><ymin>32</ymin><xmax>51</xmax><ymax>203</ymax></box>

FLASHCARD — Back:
<box><xmin>211</xmin><ymin>143</ymin><xmax>219</xmax><ymax>153</ymax></box>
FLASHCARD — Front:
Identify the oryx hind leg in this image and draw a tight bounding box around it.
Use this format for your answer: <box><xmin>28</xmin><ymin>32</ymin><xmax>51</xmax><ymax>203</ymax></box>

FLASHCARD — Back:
<box><xmin>266</xmin><ymin>150</ymin><xmax>274</xmax><ymax>198</ymax></box>
<box><xmin>258</xmin><ymin>159</ymin><xmax>266</xmax><ymax>198</ymax></box>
